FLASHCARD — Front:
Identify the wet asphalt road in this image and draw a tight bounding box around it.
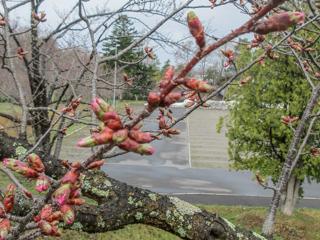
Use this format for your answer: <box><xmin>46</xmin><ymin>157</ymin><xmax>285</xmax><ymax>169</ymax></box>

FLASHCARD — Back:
<box><xmin>103</xmin><ymin>164</ymin><xmax>320</xmax><ymax>208</ymax></box>
<box><xmin>61</xmin><ymin>107</ymin><xmax>320</xmax><ymax>207</ymax></box>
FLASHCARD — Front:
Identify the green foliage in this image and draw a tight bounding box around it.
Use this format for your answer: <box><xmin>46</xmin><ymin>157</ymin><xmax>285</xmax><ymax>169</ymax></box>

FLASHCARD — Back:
<box><xmin>226</xmin><ymin>42</ymin><xmax>320</xmax><ymax>183</ymax></box>
<box><xmin>102</xmin><ymin>15</ymin><xmax>159</xmax><ymax>100</ymax></box>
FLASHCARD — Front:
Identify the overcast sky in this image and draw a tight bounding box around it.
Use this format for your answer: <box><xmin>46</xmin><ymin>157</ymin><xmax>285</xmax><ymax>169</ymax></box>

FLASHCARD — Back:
<box><xmin>3</xmin><ymin>0</ymin><xmax>250</xmax><ymax>65</ymax></box>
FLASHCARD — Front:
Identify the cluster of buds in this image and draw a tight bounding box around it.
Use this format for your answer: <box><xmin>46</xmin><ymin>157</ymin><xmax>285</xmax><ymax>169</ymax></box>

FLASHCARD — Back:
<box><xmin>0</xmin><ymin>159</ymin><xmax>85</xmax><ymax>238</ymax></box>
<box><xmin>78</xmin><ymin>98</ymin><xmax>155</xmax><ymax>155</ymax></box>
<box><xmin>3</xmin><ymin>154</ymin><xmax>50</xmax><ymax>196</ymax></box>
<box><xmin>16</xmin><ymin>47</ymin><xmax>28</xmax><ymax>60</ymax></box>
<box><xmin>62</xmin><ymin>97</ymin><xmax>82</xmax><ymax>117</ymax></box>
<box><xmin>157</xmin><ymin>109</ymin><xmax>180</xmax><ymax>138</ymax></box>
<box><xmin>253</xmin><ymin>12</ymin><xmax>305</xmax><ymax>35</ymax></box>
<box><xmin>281</xmin><ymin>116</ymin><xmax>299</xmax><ymax>125</ymax></box>
<box><xmin>144</xmin><ymin>47</ymin><xmax>155</xmax><ymax>60</ymax></box>
<box><xmin>147</xmin><ymin>66</ymin><xmax>183</xmax><ymax>110</ymax></box>
<box><xmin>187</xmin><ymin>11</ymin><xmax>205</xmax><ymax>49</ymax></box>
<box><xmin>3</xmin><ymin>157</ymin><xmax>40</xmax><ymax>179</ymax></box>
<box><xmin>32</xmin><ymin>11</ymin><xmax>47</xmax><ymax>22</ymax></box>
<box><xmin>221</xmin><ymin>49</ymin><xmax>235</xmax><ymax>68</ymax></box>
<box><xmin>0</xmin><ymin>17</ymin><xmax>6</xmax><ymax>27</ymax></box>
<box><xmin>32</xmin><ymin>162</ymin><xmax>85</xmax><ymax>236</ymax></box>
<box><xmin>250</xmin><ymin>34</ymin><xmax>265</xmax><ymax>48</ymax></box>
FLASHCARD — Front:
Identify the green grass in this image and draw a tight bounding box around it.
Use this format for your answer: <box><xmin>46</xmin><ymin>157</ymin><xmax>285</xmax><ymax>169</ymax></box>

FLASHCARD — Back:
<box><xmin>1</xmin><ymin>172</ymin><xmax>320</xmax><ymax>240</ymax></box>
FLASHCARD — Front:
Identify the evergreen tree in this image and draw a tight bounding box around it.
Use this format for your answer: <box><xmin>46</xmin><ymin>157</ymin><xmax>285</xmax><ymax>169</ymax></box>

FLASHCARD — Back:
<box><xmin>102</xmin><ymin>15</ymin><xmax>158</xmax><ymax>100</ymax></box>
<box><xmin>226</xmin><ymin>40</ymin><xmax>320</xmax><ymax>215</ymax></box>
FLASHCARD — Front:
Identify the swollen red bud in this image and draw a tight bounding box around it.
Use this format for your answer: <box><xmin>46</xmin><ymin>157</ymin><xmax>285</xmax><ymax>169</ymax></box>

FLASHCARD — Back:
<box><xmin>119</xmin><ymin>138</ymin><xmax>140</xmax><ymax>152</ymax></box>
<box><xmin>46</xmin><ymin>211</ymin><xmax>63</xmax><ymax>223</ymax></box>
<box><xmin>3</xmin><ymin>184</ymin><xmax>15</xmax><ymax>213</ymax></box>
<box><xmin>52</xmin><ymin>183</ymin><xmax>72</xmax><ymax>206</ymax></box>
<box><xmin>60</xmin><ymin>205</ymin><xmax>75</xmax><ymax>225</ymax></box>
<box><xmin>39</xmin><ymin>205</ymin><xmax>53</xmax><ymax>221</ymax></box>
<box><xmin>184</xmin><ymin>78</ymin><xmax>213</xmax><ymax>93</ymax></box>
<box><xmin>163</xmin><ymin>92</ymin><xmax>182</xmax><ymax>106</ymax></box>
<box><xmin>86</xmin><ymin>160</ymin><xmax>105</xmax><ymax>170</ymax></box>
<box><xmin>2</xmin><ymin>158</ymin><xmax>27</xmax><ymax>170</ymax></box>
<box><xmin>254</xmin><ymin>12</ymin><xmax>305</xmax><ymax>35</ymax></box>
<box><xmin>137</xmin><ymin>144</ymin><xmax>155</xmax><ymax>155</ymax></box>
<box><xmin>164</xmin><ymin>66</ymin><xmax>175</xmax><ymax>81</ymax></box>
<box><xmin>112</xmin><ymin>129</ymin><xmax>129</xmax><ymax>144</ymax></box>
<box><xmin>91</xmin><ymin>97</ymin><xmax>112</xmax><ymax>121</ymax></box>
<box><xmin>147</xmin><ymin>92</ymin><xmax>161</xmax><ymax>107</ymax></box>
<box><xmin>77</xmin><ymin>127</ymin><xmax>113</xmax><ymax>147</ymax></box>
<box><xmin>187</xmin><ymin>11</ymin><xmax>205</xmax><ymax>48</ymax></box>
<box><xmin>38</xmin><ymin>220</ymin><xmax>60</xmax><ymax>236</ymax></box>
<box><xmin>36</xmin><ymin>175</ymin><xmax>50</xmax><ymax>192</ymax></box>
<box><xmin>129</xmin><ymin>130</ymin><xmax>153</xmax><ymax>143</ymax></box>
<box><xmin>61</xmin><ymin>169</ymin><xmax>79</xmax><ymax>184</ymax></box>
<box><xmin>68</xmin><ymin>198</ymin><xmax>85</xmax><ymax>206</ymax></box>
<box><xmin>0</xmin><ymin>218</ymin><xmax>10</xmax><ymax>240</ymax></box>
<box><xmin>27</xmin><ymin>153</ymin><xmax>45</xmax><ymax>173</ymax></box>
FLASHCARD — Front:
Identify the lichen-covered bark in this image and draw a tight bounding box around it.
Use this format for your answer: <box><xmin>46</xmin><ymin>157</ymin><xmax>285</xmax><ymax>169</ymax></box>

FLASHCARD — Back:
<box><xmin>78</xmin><ymin>170</ymin><xmax>268</xmax><ymax>240</ymax></box>
<box><xmin>0</xmin><ymin>132</ymin><xmax>268</xmax><ymax>240</ymax></box>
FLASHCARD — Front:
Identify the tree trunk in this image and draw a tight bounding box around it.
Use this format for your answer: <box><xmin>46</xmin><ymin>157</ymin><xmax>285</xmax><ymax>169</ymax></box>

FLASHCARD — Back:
<box><xmin>0</xmin><ymin>132</ymin><xmax>268</xmax><ymax>240</ymax></box>
<box><xmin>281</xmin><ymin>175</ymin><xmax>300</xmax><ymax>216</ymax></box>
<box><xmin>30</xmin><ymin>3</ymin><xmax>51</xmax><ymax>152</ymax></box>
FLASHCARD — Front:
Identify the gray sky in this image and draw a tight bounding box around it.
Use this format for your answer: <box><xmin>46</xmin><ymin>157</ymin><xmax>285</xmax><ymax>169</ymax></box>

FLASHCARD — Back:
<box><xmin>5</xmin><ymin>0</ymin><xmax>250</xmax><ymax>65</ymax></box>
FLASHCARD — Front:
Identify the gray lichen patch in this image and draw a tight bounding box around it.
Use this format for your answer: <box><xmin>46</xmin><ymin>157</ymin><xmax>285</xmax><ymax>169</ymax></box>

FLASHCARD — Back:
<box><xmin>148</xmin><ymin>193</ymin><xmax>157</xmax><ymax>201</ymax></box>
<box><xmin>135</xmin><ymin>212</ymin><xmax>143</xmax><ymax>221</ymax></box>
<box><xmin>103</xmin><ymin>179</ymin><xmax>112</xmax><ymax>187</ymax></box>
<box><xmin>177</xmin><ymin>227</ymin><xmax>187</xmax><ymax>238</ymax></box>
<box><xmin>169</xmin><ymin>197</ymin><xmax>201</xmax><ymax>216</ymax></box>
<box><xmin>15</xmin><ymin>145</ymin><xmax>27</xmax><ymax>158</ymax></box>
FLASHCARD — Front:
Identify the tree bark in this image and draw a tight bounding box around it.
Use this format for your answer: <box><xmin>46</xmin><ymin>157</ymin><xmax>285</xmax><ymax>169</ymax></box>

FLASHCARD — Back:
<box><xmin>0</xmin><ymin>132</ymin><xmax>268</xmax><ymax>240</ymax></box>
<box><xmin>281</xmin><ymin>175</ymin><xmax>300</xmax><ymax>216</ymax></box>
<box><xmin>29</xmin><ymin>2</ymin><xmax>51</xmax><ymax>152</ymax></box>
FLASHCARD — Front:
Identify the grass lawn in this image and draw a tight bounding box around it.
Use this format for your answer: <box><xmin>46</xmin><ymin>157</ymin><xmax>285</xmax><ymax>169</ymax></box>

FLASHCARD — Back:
<box><xmin>0</xmin><ymin>172</ymin><xmax>320</xmax><ymax>240</ymax></box>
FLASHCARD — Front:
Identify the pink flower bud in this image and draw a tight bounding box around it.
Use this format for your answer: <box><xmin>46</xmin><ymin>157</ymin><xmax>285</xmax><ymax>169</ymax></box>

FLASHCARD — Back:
<box><xmin>52</xmin><ymin>183</ymin><xmax>72</xmax><ymax>206</ymax></box>
<box><xmin>187</xmin><ymin>11</ymin><xmax>205</xmax><ymax>48</ymax></box>
<box><xmin>184</xmin><ymin>78</ymin><xmax>213</xmax><ymax>93</ymax></box>
<box><xmin>119</xmin><ymin>138</ymin><xmax>140</xmax><ymax>152</ymax></box>
<box><xmin>163</xmin><ymin>92</ymin><xmax>182</xmax><ymax>106</ymax></box>
<box><xmin>38</xmin><ymin>220</ymin><xmax>61</xmax><ymax>236</ymax></box>
<box><xmin>77</xmin><ymin>127</ymin><xmax>114</xmax><ymax>147</ymax></box>
<box><xmin>112</xmin><ymin>129</ymin><xmax>129</xmax><ymax>144</ymax></box>
<box><xmin>0</xmin><ymin>218</ymin><xmax>10</xmax><ymax>240</ymax></box>
<box><xmin>36</xmin><ymin>175</ymin><xmax>50</xmax><ymax>192</ymax></box>
<box><xmin>86</xmin><ymin>160</ymin><xmax>105</xmax><ymax>170</ymax></box>
<box><xmin>254</xmin><ymin>12</ymin><xmax>305</xmax><ymax>35</ymax></box>
<box><xmin>61</xmin><ymin>169</ymin><xmax>79</xmax><ymax>184</ymax></box>
<box><xmin>129</xmin><ymin>130</ymin><xmax>153</xmax><ymax>143</ymax></box>
<box><xmin>68</xmin><ymin>198</ymin><xmax>85</xmax><ymax>206</ymax></box>
<box><xmin>137</xmin><ymin>144</ymin><xmax>155</xmax><ymax>155</ymax></box>
<box><xmin>91</xmin><ymin>97</ymin><xmax>112</xmax><ymax>121</ymax></box>
<box><xmin>3</xmin><ymin>184</ymin><xmax>15</xmax><ymax>213</ymax></box>
<box><xmin>27</xmin><ymin>153</ymin><xmax>45</xmax><ymax>173</ymax></box>
<box><xmin>147</xmin><ymin>92</ymin><xmax>161</xmax><ymax>107</ymax></box>
<box><xmin>160</xmin><ymin>66</ymin><xmax>175</xmax><ymax>89</ymax></box>
<box><xmin>60</xmin><ymin>205</ymin><xmax>75</xmax><ymax>225</ymax></box>
<box><xmin>2</xmin><ymin>158</ymin><xmax>27</xmax><ymax>170</ymax></box>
